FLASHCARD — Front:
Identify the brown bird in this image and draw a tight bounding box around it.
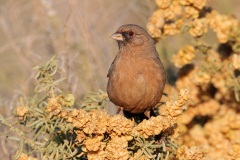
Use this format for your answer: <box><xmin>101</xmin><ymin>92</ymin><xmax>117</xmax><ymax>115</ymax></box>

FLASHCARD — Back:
<box><xmin>107</xmin><ymin>24</ymin><xmax>166</xmax><ymax>118</ymax></box>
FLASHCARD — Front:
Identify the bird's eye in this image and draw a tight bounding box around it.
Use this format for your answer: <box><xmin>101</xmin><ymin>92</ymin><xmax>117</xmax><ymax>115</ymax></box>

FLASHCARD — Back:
<box><xmin>128</xmin><ymin>31</ymin><xmax>134</xmax><ymax>36</ymax></box>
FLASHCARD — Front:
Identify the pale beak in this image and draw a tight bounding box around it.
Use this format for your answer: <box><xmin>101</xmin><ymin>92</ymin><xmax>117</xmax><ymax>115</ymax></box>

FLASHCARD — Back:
<box><xmin>110</xmin><ymin>33</ymin><xmax>124</xmax><ymax>41</ymax></box>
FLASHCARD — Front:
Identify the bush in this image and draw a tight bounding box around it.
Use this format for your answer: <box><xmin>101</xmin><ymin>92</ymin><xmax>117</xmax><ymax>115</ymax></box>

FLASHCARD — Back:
<box><xmin>147</xmin><ymin>0</ymin><xmax>240</xmax><ymax>159</ymax></box>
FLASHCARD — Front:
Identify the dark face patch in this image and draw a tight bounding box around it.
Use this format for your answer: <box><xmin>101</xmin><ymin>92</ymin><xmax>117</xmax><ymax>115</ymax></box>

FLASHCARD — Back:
<box><xmin>122</xmin><ymin>31</ymin><xmax>134</xmax><ymax>41</ymax></box>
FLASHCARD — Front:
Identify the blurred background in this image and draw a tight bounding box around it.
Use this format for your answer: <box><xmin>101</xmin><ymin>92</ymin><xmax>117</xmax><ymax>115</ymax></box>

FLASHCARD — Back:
<box><xmin>0</xmin><ymin>0</ymin><xmax>240</xmax><ymax>159</ymax></box>
<box><xmin>1</xmin><ymin>0</ymin><xmax>239</xmax><ymax>114</ymax></box>
<box><xmin>0</xmin><ymin>0</ymin><xmax>156</xmax><ymax>116</ymax></box>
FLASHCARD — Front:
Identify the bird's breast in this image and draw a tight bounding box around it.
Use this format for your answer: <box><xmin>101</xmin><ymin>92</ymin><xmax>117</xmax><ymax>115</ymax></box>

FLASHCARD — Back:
<box><xmin>107</xmin><ymin>55</ymin><xmax>165</xmax><ymax>113</ymax></box>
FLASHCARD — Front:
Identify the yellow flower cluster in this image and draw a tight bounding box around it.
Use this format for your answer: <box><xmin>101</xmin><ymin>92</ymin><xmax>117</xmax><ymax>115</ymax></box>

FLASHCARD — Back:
<box><xmin>57</xmin><ymin>108</ymin><xmax>132</xmax><ymax>159</ymax></box>
<box><xmin>178</xmin><ymin>99</ymin><xmax>220</xmax><ymax>126</ymax></box>
<box><xmin>172</xmin><ymin>45</ymin><xmax>195</xmax><ymax>68</ymax></box>
<box><xmin>46</xmin><ymin>97</ymin><xmax>62</xmax><ymax>116</ymax></box>
<box><xmin>211</xmin><ymin>72</ymin><xmax>229</xmax><ymax>100</ymax></box>
<box><xmin>15</xmin><ymin>106</ymin><xmax>29</xmax><ymax>121</ymax></box>
<box><xmin>194</xmin><ymin>70</ymin><xmax>211</xmax><ymax>85</ymax></box>
<box><xmin>84</xmin><ymin>136</ymin><xmax>132</xmax><ymax>160</ymax></box>
<box><xmin>173</xmin><ymin>45</ymin><xmax>240</xmax><ymax>159</ymax></box>
<box><xmin>232</xmin><ymin>54</ymin><xmax>240</xmax><ymax>70</ymax></box>
<box><xmin>189</xmin><ymin>18</ymin><xmax>208</xmax><ymax>37</ymax></box>
<box><xmin>207</xmin><ymin>53</ymin><xmax>237</xmax><ymax>102</ymax></box>
<box><xmin>179</xmin><ymin>0</ymin><xmax>207</xmax><ymax>10</ymax></box>
<box><xmin>146</xmin><ymin>10</ymin><xmax>164</xmax><ymax>38</ymax></box>
<box><xmin>49</xmin><ymin>89</ymin><xmax>189</xmax><ymax>140</ymax></box>
<box><xmin>181</xmin><ymin>0</ymin><xmax>207</xmax><ymax>19</ymax></box>
<box><xmin>42</xmin><ymin>88</ymin><xmax>190</xmax><ymax>159</ymax></box>
<box><xmin>134</xmin><ymin>89</ymin><xmax>189</xmax><ymax>138</ymax></box>
<box><xmin>46</xmin><ymin>94</ymin><xmax>75</xmax><ymax>116</ymax></box>
<box><xmin>174</xmin><ymin>51</ymin><xmax>240</xmax><ymax>159</ymax></box>
<box><xmin>176</xmin><ymin>145</ymin><xmax>204</xmax><ymax>160</ymax></box>
<box><xmin>74</xmin><ymin>130</ymin><xmax>86</xmax><ymax>144</ymax></box>
<box><xmin>184</xmin><ymin>6</ymin><xmax>199</xmax><ymax>19</ymax></box>
<box><xmin>82</xmin><ymin>136</ymin><xmax>107</xmax><ymax>159</ymax></box>
<box><xmin>148</xmin><ymin>0</ymin><xmax>240</xmax><ymax>47</ymax></box>
<box><xmin>63</xmin><ymin>109</ymin><xmax>109</xmax><ymax>135</ymax></box>
<box><xmin>133</xmin><ymin>116</ymin><xmax>169</xmax><ymax>138</ymax></box>
<box><xmin>179</xmin><ymin>106</ymin><xmax>240</xmax><ymax>159</ymax></box>
<box><xmin>176</xmin><ymin>67</ymin><xmax>201</xmax><ymax>104</ymax></box>
<box><xmin>83</xmin><ymin>135</ymin><xmax>104</xmax><ymax>152</ymax></box>
<box><xmin>155</xmin><ymin>0</ymin><xmax>171</xmax><ymax>9</ymax></box>
<box><xmin>155</xmin><ymin>0</ymin><xmax>182</xmax><ymax>21</ymax></box>
<box><xmin>228</xmin><ymin>144</ymin><xmax>240</xmax><ymax>160</ymax></box>
<box><xmin>160</xmin><ymin>4</ymin><xmax>240</xmax><ymax>157</ymax></box>
<box><xmin>105</xmin><ymin>136</ymin><xmax>129</xmax><ymax>160</ymax></box>
<box><xmin>176</xmin><ymin>47</ymin><xmax>239</xmax><ymax>102</ymax></box>
<box><xmin>207</xmin><ymin>10</ymin><xmax>239</xmax><ymax>43</ymax></box>
<box><xmin>147</xmin><ymin>0</ymin><xmax>209</xmax><ymax>38</ymax></box>
<box><xmin>107</xmin><ymin>114</ymin><xmax>134</xmax><ymax>136</ymax></box>
<box><xmin>82</xmin><ymin>133</ymin><xmax>130</xmax><ymax>160</ymax></box>
<box><xmin>147</xmin><ymin>0</ymin><xmax>182</xmax><ymax>38</ymax></box>
<box><xmin>18</xmin><ymin>153</ymin><xmax>37</xmax><ymax>160</ymax></box>
<box><xmin>162</xmin><ymin>1</ymin><xmax>182</xmax><ymax>21</ymax></box>
<box><xmin>163</xmin><ymin>19</ymin><xmax>183</xmax><ymax>36</ymax></box>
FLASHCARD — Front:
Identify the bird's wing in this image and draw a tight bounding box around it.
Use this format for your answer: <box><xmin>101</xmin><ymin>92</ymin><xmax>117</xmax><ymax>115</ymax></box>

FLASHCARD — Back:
<box><xmin>147</xmin><ymin>57</ymin><xmax>166</xmax><ymax>77</ymax></box>
<box><xmin>107</xmin><ymin>66</ymin><xmax>112</xmax><ymax>77</ymax></box>
<box><xmin>107</xmin><ymin>55</ymin><xmax>118</xmax><ymax>78</ymax></box>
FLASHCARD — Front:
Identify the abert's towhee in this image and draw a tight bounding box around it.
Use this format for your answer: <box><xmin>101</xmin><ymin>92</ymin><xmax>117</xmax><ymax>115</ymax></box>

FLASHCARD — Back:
<box><xmin>107</xmin><ymin>24</ymin><xmax>166</xmax><ymax>118</ymax></box>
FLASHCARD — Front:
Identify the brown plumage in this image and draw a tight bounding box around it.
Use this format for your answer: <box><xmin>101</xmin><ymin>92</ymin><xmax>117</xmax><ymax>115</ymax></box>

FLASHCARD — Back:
<box><xmin>107</xmin><ymin>24</ymin><xmax>166</xmax><ymax>118</ymax></box>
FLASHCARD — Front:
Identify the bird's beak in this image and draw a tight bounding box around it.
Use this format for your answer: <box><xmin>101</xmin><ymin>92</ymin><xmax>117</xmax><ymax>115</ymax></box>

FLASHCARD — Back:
<box><xmin>110</xmin><ymin>33</ymin><xmax>124</xmax><ymax>41</ymax></box>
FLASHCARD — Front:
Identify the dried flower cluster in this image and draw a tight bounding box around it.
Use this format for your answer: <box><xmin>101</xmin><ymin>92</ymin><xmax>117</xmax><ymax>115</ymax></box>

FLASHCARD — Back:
<box><xmin>232</xmin><ymin>54</ymin><xmax>240</xmax><ymax>70</ymax></box>
<box><xmin>148</xmin><ymin>0</ymin><xmax>240</xmax><ymax>159</ymax></box>
<box><xmin>18</xmin><ymin>153</ymin><xmax>38</xmax><ymax>160</ymax></box>
<box><xmin>176</xmin><ymin>145</ymin><xmax>204</xmax><ymax>160</ymax></box>
<box><xmin>207</xmin><ymin>10</ymin><xmax>239</xmax><ymax>43</ymax></box>
<box><xmin>133</xmin><ymin>89</ymin><xmax>189</xmax><ymax>138</ymax></box>
<box><xmin>172</xmin><ymin>45</ymin><xmax>195</xmax><ymax>68</ymax></box>
<box><xmin>45</xmin><ymin>89</ymin><xmax>188</xmax><ymax>159</ymax></box>
<box><xmin>147</xmin><ymin>0</ymin><xmax>240</xmax><ymax>45</ymax></box>
<box><xmin>189</xmin><ymin>18</ymin><xmax>208</xmax><ymax>37</ymax></box>
<box><xmin>147</xmin><ymin>0</ymin><xmax>208</xmax><ymax>38</ymax></box>
<box><xmin>15</xmin><ymin>106</ymin><xmax>29</xmax><ymax>121</ymax></box>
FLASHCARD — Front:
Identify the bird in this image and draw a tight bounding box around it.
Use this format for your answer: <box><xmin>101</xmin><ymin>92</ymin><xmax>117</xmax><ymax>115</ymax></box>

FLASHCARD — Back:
<box><xmin>107</xmin><ymin>24</ymin><xmax>166</xmax><ymax>118</ymax></box>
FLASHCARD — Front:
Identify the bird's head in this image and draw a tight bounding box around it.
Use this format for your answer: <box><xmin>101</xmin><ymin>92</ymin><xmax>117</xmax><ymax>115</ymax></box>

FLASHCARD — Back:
<box><xmin>110</xmin><ymin>24</ymin><xmax>155</xmax><ymax>48</ymax></box>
